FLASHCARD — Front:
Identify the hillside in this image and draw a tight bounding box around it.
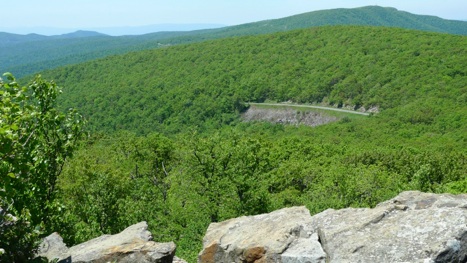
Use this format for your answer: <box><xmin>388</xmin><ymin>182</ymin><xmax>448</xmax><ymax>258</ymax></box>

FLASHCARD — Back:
<box><xmin>2</xmin><ymin>6</ymin><xmax>467</xmax><ymax>78</ymax></box>
<box><xmin>39</xmin><ymin>26</ymin><xmax>466</xmax><ymax>135</ymax></box>
<box><xmin>0</xmin><ymin>32</ymin><xmax>191</xmax><ymax>78</ymax></box>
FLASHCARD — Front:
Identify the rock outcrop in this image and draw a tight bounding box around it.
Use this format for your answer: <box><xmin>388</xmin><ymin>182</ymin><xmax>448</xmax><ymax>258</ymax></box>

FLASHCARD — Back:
<box><xmin>38</xmin><ymin>191</ymin><xmax>467</xmax><ymax>263</ymax></box>
<box><xmin>242</xmin><ymin>106</ymin><xmax>339</xmax><ymax>127</ymax></box>
<box><xmin>38</xmin><ymin>221</ymin><xmax>176</xmax><ymax>263</ymax></box>
<box><xmin>310</xmin><ymin>191</ymin><xmax>467</xmax><ymax>262</ymax></box>
<box><xmin>198</xmin><ymin>191</ymin><xmax>467</xmax><ymax>263</ymax></box>
<box><xmin>198</xmin><ymin>206</ymin><xmax>324</xmax><ymax>263</ymax></box>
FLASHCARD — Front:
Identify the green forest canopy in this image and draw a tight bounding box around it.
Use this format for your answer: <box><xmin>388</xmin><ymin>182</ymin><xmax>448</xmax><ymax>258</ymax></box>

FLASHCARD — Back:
<box><xmin>41</xmin><ymin>26</ymin><xmax>467</xmax><ymax>135</ymax></box>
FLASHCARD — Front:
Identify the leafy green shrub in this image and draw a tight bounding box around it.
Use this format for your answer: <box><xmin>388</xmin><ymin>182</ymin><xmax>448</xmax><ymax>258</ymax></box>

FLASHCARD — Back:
<box><xmin>0</xmin><ymin>73</ymin><xmax>85</xmax><ymax>261</ymax></box>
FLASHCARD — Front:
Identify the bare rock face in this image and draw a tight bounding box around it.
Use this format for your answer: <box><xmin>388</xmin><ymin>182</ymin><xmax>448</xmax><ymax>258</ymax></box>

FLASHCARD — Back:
<box><xmin>38</xmin><ymin>221</ymin><xmax>176</xmax><ymax>263</ymax></box>
<box><xmin>242</xmin><ymin>106</ymin><xmax>338</xmax><ymax>127</ymax></box>
<box><xmin>311</xmin><ymin>191</ymin><xmax>467</xmax><ymax>263</ymax></box>
<box><xmin>198</xmin><ymin>206</ymin><xmax>325</xmax><ymax>263</ymax></box>
<box><xmin>198</xmin><ymin>191</ymin><xmax>467</xmax><ymax>263</ymax></box>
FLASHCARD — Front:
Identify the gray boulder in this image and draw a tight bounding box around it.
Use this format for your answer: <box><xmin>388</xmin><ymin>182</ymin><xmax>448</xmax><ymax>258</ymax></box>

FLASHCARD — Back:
<box><xmin>37</xmin><ymin>232</ymin><xmax>71</xmax><ymax>262</ymax></box>
<box><xmin>198</xmin><ymin>206</ymin><xmax>324</xmax><ymax>263</ymax></box>
<box><xmin>198</xmin><ymin>191</ymin><xmax>467</xmax><ymax>263</ymax></box>
<box><xmin>311</xmin><ymin>191</ymin><xmax>467</xmax><ymax>263</ymax></box>
<box><xmin>38</xmin><ymin>221</ymin><xmax>176</xmax><ymax>263</ymax></box>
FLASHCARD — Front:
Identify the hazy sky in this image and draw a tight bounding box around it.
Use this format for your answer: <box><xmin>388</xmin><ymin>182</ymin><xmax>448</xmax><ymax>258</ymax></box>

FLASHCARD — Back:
<box><xmin>1</xmin><ymin>0</ymin><xmax>466</xmax><ymax>31</ymax></box>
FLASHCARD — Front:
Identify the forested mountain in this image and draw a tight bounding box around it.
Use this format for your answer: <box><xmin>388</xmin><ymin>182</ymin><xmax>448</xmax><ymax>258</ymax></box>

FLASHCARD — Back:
<box><xmin>41</xmin><ymin>26</ymin><xmax>466</xmax><ymax>135</ymax></box>
<box><xmin>2</xmin><ymin>6</ymin><xmax>467</xmax><ymax>78</ymax></box>
<box><xmin>5</xmin><ymin>25</ymin><xmax>467</xmax><ymax>262</ymax></box>
<box><xmin>245</xmin><ymin>5</ymin><xmax>467</xmax><ymax>35</ymax></box>
<box><xmin>0</xmin><ymin>32</ymin><xmax>188</xmax><ymax>78</ymax></box>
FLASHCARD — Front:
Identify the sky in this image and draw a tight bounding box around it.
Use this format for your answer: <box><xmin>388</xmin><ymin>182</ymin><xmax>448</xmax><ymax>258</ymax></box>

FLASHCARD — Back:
<box><xmin>1</xmin><ymin>0</ymin><xmax>466</xmax><ymax>35</ymax></box>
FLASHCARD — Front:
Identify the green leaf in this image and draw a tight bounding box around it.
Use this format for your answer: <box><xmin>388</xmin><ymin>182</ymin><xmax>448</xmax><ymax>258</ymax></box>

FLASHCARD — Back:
<box><xmin>2</xmin><ymin>72</ymin><xmax>14</xmax><ymax>81</ymax></box>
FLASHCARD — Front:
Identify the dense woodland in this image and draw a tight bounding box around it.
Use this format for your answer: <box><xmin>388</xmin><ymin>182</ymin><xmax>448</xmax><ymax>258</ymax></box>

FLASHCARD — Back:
<box><xmin>2</xmin><ymin>5</ymin><xmax>467</xmax><ymax>78</ymax></box>
<box><xmin>1</xmin><ymin>23</ymin><xmax>466</xmax><ymax>262</ymax></box>
<box><xmin>45</xmin><ymin>26</ymin><xmax>467</xmax><ymax>135</ymax></box>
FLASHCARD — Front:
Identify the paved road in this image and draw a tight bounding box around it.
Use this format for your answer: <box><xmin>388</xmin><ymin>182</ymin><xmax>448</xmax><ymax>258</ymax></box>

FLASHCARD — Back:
<box><xmin>248</xmin><ymin>102</ymin><xmax>370</xmax><ymax>116</ymax></box>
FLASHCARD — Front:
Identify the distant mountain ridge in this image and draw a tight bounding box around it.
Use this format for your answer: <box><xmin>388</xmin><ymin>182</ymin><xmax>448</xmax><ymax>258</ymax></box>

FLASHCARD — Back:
<box><xmin>0</xmin><ymin>24</ymin><xmax>226</xmax><ymax>36</ymax></box>
<box><xmin>2</xmin><ymin>6</ymin><xmax>467</xmax><ymax>78</ymax></box>
<box><xmin>0</xmin><ymin>30</ymin><xmax>107</xmax><ymax>45</ymax></box>
<box><xmin>242</xmin><ymin>6</ymin><xmax>467</xmax><ymax>35</ymax></box>
<box><xmin>58</xmin><ymin>30</ymin><xmax>108</xmax><ymax>38</ymax></box>
<box><xmin>90</xmin><ymin>23</ymin><xmax>227</xmax><ymax>36</ymax></box>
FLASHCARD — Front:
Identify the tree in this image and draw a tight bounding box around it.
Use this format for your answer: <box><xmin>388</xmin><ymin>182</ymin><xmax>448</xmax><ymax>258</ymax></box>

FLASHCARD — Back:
<box><xmin>0</xmin><ymin>73</ymin><xmax>85</xmax><ymax>261</ymax></box>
